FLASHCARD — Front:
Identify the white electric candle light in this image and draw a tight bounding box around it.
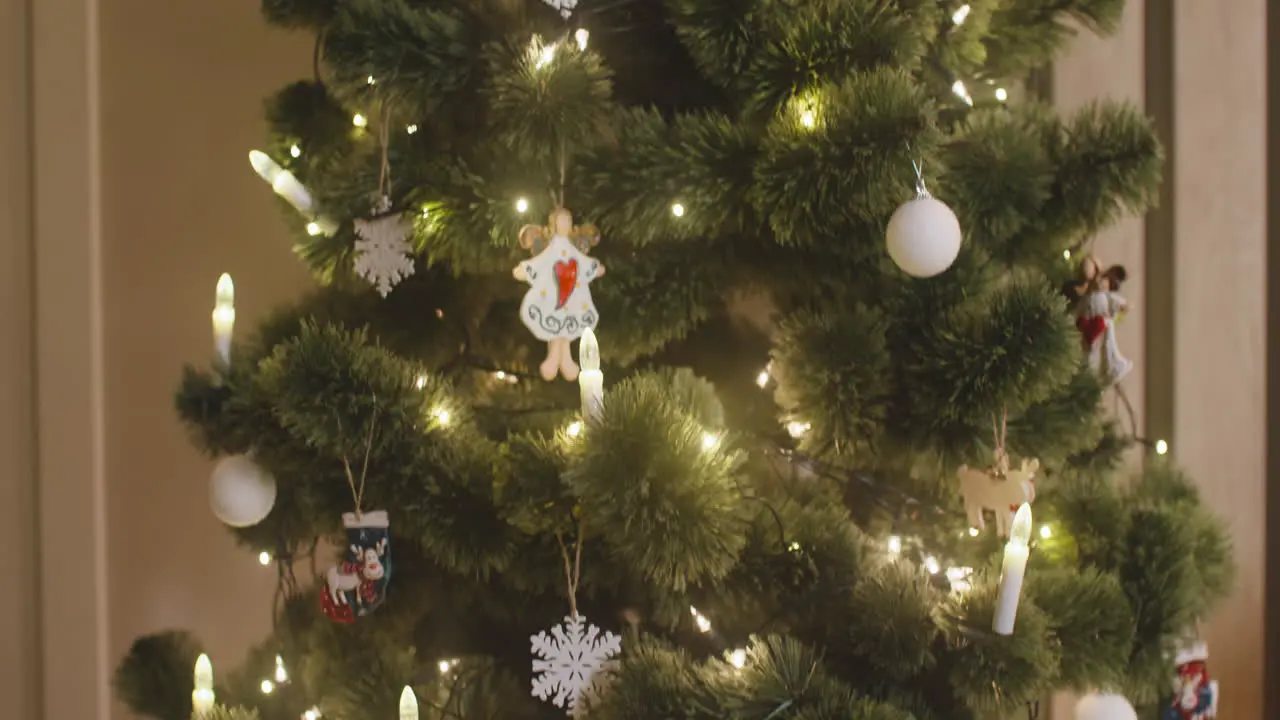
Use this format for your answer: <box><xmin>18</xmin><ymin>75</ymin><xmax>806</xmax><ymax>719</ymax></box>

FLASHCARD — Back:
<box><xmin>212</xmin><ymin>274</ymin><xmax>235</xmax><ymax>366</ymax></box>
<box><xmin>578</xmin><ymin>328</ymin><xmax>604</xmax><ymax>422</ymax></box>
<box><xmin>399</xmin><ymin>686</ymin><xmax>420</xmax><ymax>720</ymax></box>
<box><xmin>248</xmin><ymin>150</ymin><xmax>314</xmax><ymax>215</ymax></box>
<box><xmin>993</xmin><ymin>503</ymin><xmax>1032</xmax><ymax>635</ymax></box>
<box><xmin>192</xmin><ymin>654</ymin><xmax>215</xmax><ymax>715</ymax></box>
<box><xmin>575</xmin><ymin>28</ymin><xmax>589</xmax><ymax>51</ymax></box>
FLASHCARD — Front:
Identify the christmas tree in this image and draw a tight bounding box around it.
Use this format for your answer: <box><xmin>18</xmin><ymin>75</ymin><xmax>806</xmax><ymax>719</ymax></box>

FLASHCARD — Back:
<box><xmin>115</xmin><ymin>1</ymin><xmax>1236</xmax><ymax>718</ymax></box>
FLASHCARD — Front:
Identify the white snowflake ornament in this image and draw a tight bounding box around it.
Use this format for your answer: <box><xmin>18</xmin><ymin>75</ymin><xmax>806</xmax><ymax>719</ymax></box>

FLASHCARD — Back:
<box><xmin>531</xmin><ymin>614</ymin><xmax>621</xmax><ymax>716</ymax></box>
<box><xmin>541</xmin><ymin>0</ymin><xmax>578</xmax><ymax>19</ymax></box>
<box><xmin>353</xmin><ymin>202</ymin><xmax>415</xmax><ymax>297</ymax></box>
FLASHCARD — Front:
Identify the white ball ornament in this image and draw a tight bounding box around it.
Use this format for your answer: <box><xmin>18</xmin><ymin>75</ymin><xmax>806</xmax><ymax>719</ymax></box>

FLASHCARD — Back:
<box><xmin>885</xmin><ymin>195</ymin><xmax>962</xmax><ymax>278</ymax></box>
<box><xmin>209</xmin><ymin>454</ymin><xmax>277</xmax><ymax>528</ymax></box>
<box><xmin>1073</xmin><ymin>693</ymin><xmax>1137</xmax><ymax>720</ymax></box>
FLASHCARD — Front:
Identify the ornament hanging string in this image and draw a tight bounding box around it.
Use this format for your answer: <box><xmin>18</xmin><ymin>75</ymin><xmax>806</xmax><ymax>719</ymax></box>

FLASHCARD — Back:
<box><xmin>991</xmin><ymin>406</ymin><xmax>1010</xmax><ymax>475</ymax></box>
<box><xmin>376</xmin><ymin>102</ymin><xmax>393</xmax><ymax>203</ymax></box>
<box><xmin>911</xmin><ymin>158</ymin><xmax>930</xmax><ymax>198</ymax></box>
<box><xmin>334</xmin><ymin>400</ymin><xmax>379</xmax><ymax>516</ymax></box>
<box><xmin>554</xmin><ymin>514</ymin><xmax>586</xmax><ymax>619</ymax></box>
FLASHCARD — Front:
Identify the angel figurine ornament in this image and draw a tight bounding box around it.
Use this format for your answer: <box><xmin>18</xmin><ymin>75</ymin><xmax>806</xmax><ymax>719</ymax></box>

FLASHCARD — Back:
<box><xmin>1073</xmin><ymin>255</ymin><xmax>1133</xmax><ymax>384</ymax></box>
<box><xmin>514</xmin><ymin>208</ymin><xmax>605</xmax><ymax>381</ymax></box>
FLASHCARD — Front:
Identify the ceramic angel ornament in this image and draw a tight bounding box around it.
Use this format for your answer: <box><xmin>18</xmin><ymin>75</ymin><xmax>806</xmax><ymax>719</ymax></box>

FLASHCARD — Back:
<box><xmin>1073</xmin><ymin>255</ymin><xmax>1133</xmax><ymax>384</ymax></box>
<box><xmin>514</xmin><ymin>208</ymin><xmax>605</xmax><ymax>381</ymax></box>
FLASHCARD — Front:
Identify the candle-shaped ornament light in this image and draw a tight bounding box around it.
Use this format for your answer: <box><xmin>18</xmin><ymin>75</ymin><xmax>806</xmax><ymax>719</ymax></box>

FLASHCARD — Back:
<box><xmin>992</xmin><ymin>503</ymin><xmax>1032</xmax><ymax>635</ymax></box>
<box><xmin>212</xmin><ymin>274</ymin><xmax>235</xmax><ymax>366</ymax></box>
<box><xmin>398</xmin><ymin>686</ymin><xmax>419</xmax><ymax>720</ymax></box>
<box><xmin>192</xmin><ymin>653</ymin><xmax>215</xmax><ymax>715</ymax></box>
<box><xmin>248</xmin><ymin>150</ymin><xmax>313</xmax><ymax>214</ymax></box>
<box><xmin>247</xmin><ymin>151</ymin><xmax>337</xmax><ymax>235</ymax></box>
<box><xmin>578</xmin><ymin>328</ymin><xmax>604</xmax><ymax>423</ymax></box>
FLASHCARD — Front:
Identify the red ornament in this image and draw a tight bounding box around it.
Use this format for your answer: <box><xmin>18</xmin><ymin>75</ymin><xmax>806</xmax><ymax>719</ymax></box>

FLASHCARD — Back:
<box><xmin>554</xmin><ymin>258</ymin><xmax>578</xmax><ymax>310</ymax></box>
<box><xmin>1163</xmin><ymin>642</ymin><xmax>1218</xmax><ymax>720</ymax></box>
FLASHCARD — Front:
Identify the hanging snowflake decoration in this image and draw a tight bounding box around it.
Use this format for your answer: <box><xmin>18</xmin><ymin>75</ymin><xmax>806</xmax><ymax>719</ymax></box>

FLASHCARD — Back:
<box><xmin>353</xmin><ymin>204</ymin><xmax>415</xmax><ymax>297</ymax></box>
<box><xmin>541</xmin><ymin>0</ymin><xmax>578</xmax><ymax>19</ymax></box>
<box><xmin>531</xmin><ymin>614</ymin><xmax>622</xmax><ymax>716</ymax></box>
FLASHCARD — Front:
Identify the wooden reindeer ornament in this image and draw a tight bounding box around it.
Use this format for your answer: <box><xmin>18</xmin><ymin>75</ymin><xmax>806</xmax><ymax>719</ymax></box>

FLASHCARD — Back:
<box><xmin>956</xmin><ymin>409</ymin><xmax>1039</xmax><ymax>537</ymax></box>
<box><xmin>513</xmin><ymin>207</ymin><xmax>606</xmax><ymax>381</ymax></box>
<box><xmin>957</xmin><ymin>456</ymin><xmax>1038</xmax><ymax>537</ymax></box>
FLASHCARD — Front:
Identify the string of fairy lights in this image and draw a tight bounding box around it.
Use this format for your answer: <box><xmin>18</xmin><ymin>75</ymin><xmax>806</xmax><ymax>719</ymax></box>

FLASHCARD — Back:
<box><xmin>249</xmin><ymin>5</ymin><xmax>1011</xmax><ymax>244</ymax></box>
<box><xmin>213</xmin><ymin>5</ymin><xmax>1155</xmax><ymax>717</ymax></box>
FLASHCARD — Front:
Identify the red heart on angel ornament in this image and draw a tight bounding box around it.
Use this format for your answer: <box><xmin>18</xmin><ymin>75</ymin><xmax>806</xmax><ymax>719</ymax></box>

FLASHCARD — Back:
<box><xmin>554</xmin><ymin>259</ymin><xmax>578</xmax><ymax>310</ymax></box>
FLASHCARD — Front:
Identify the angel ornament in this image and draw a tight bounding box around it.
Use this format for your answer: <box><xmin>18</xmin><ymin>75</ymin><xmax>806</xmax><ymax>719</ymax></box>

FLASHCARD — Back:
<box><xmin>1073</xmin><ymin>255</ymin><xmax>1133</xmax><ymax>384</ymax></box>
<box><xmin>514</xmin><ymin>208</ymin><xmax>605</xmax><ymax>381</ymax></box>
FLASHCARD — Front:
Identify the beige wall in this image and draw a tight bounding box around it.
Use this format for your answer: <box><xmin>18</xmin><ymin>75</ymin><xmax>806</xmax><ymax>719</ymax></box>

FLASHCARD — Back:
<box><xmin>2</xmin><ymin>0</ymin><xmax>313</xmax><ymax>717</ymax></box>
<box><xmin>99</xmin><ymin>0</ymin><xmax>312</xmax><ymax>700</ymax></box>
<box><xmin>1</xmin><ymin>1</ymin><xmax>1268</xmax><ymax>718</ymax></box>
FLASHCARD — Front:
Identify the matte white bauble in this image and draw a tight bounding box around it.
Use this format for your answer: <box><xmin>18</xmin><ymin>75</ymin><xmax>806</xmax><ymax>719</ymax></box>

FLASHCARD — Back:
<box><xmin>1074</xmin><ymin>693</ymin><xmax>1137</xmax><ymax>720</ymax></box>
<box><xmin>210</xmin><ymin>454</ymin><xmax>276</xmax><ymax>528</ymax></box>
<box><xmin>885</xmin><ymin>195</ymin><xmax>962</xmax><ymax>278</ymax></box>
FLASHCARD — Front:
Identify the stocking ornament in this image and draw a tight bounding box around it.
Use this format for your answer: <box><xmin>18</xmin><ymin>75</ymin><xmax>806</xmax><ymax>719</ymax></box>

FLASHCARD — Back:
<box><xmin>320</xmin><ymin>511</ymin><xmax>391</xmax><ymax>623</ymax></box>
<box><xmin>1162</xmin><ymin>641</ymin><xmax>1218</xmax><ymax>720</ymax></box>
<box><xmin>319</xmin><ymin>410</ymin><xmax>391</xmax><ymax>623</ymax></box>
<box><xmin>1072</xmin><ymin>255</ymin><xmax>1133</xmax><ymax>384</ymax></box>
<box><xmin>513</xmin><ymin>208</ymin><xmax>605</xmax><ymax>381</ymax></box>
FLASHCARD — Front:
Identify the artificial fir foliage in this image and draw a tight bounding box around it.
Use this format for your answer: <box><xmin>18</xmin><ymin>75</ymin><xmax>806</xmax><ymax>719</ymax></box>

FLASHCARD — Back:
<box><xmin>117</xmin><ymin>0</ymin><xmax>1234</xmax><ymax>718</ymax></box>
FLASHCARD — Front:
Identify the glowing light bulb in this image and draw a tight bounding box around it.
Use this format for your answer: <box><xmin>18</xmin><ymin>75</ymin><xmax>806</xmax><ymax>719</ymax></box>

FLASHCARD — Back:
<box><xmin>946</xmin><ymin>566</ymin><xmax>974</xmax><ymax>594</ymax></box>
<box><xmin>407</xmin><ymin>124</ymin><xmax>419</xmax><ymax>135</ymax></box>
<box><xmin>995</xmin><ymin>87</ymin><xmax>1008</xmax><ymax>102</ymax></box>
<box><xmin>1155</xmin><ymin>439</ymin><xmax>1169</xmax><ymax>455</ymax></box>
<box><xmin>1063</xmin><ymin>249</ymin><xmax>1072</xmax><ymax>260</ymax></box>
<box><xmin>433</xmin><ymin>408</ymin><xmax>451</xmax><ymax>425</ymax></box>
<box><xmin>729</xmin><ymin>649</ymin><xmax>747</xmax><ymax>669</ymax></box>
<box><xmin>952</xmin><ymin>4</ymin><xmax>971</xmax><ymax>24</ymax></box>
<box><xmin>799</xmin><ymin>109</ymin><xmax>816</xmax><ymax>128</ymax></box>
<box><xmin>289</xmin><ymin>144</ymin><xmax>301</xmax><ymax>158</ymax></box>
<box><xmin>755</xmin><ymin>370</ymin><xmax>769</xmax><ymax>388</ymax></box>
<box><xmin>690</xmin><ymin>606</ymin><xmax>712</xmax><ymax>633</ymax></box>
<box><xmin>575</xmin><ymin>28</ymin><xmax>589</xmax><ymax>51</ymax></box>
<box><xmin>952</xmin><ymin>80</ymin><xmax>973</xmax><ymax>106</ymax></box>
<box><xmin>495</xmin><ymin>371</ymin><xmax>507</xmax><ymax>380</ymax></box>
<box><xmin>785</xmin><ymin>421</ymin><xmax>810</xmax><ymax>438</ymax></box>
<box><xmin>968</xmin><ymin>527</ymin><xmax>980</xmax><ymax>537</ymax></box>
<box><xmin>421</xmin><ymin>207</ymin><xmax>430</xmax><ymax>218</ymax></box>
<box><xmin>515</xmin><ymin>197</ymin><xmax>529</xmax><ymax>213</ymax></box>
<box><xmin>788</xmin><ymin>541</ymin><xmax>801</xmax><ymax>552</ymax></box>
<box><xmin>258</xmin><ymin>551</ymin><xmax>270</xmax><ymax>566</ymax></box>
<box><xmin>567</xmin><ymin>421</ymin><xmax>583</xmax><ymax>437</ymax></box>
<box><xmin>399</xmin><ymin>686</ymin><xmax>419</xmax><ymax>720</ymax></box>
<box><xmin>274</xmin><ymin>655</ymin><xmax>288</xmax><ymax>683</ymax></box>
<box><xmin>671</xmin><ymin>203</ymin><xmax>685</xmax><ymax>217</ymax></box>
<box><xmin>536</xmin><ymin>43</ymin><xmax>557</xmax><ymax>69</ymax></box>
<box><xmin>923</xmin><ymin>555</ymin><xmax>940</xmax><ymax>574</ymax></box>
<box><xmin>260</xmin><ymin>679</ymin><xmax>275</xmax><ymax>694</ymax></box>
<box><xmin>579</xmin><ymin>328</ymin><xmax>600</xmax><ymax>373</ymax></box>
<box><xmin>352</xmin><ymin>113</ymin><xmax>368</xmax><ymax>128</ymax></box>
<box><xmin>701</xmin><ymin>432</ymin><xmax>719</xmax><ymax>451</ymax></box>
<box><xmin>305</xmin><ymin>221</ymin><xmax>321</xmax><ymax>236</ymax></box>
<box><xmin>887</xmin><ymin>535</ymin><xmax>902</xmax><ymax>554</ymax></box>
<box><xmin>192</xmin><ymin>654</ymin><xmax>215</xmax><ymax>715</ymax></box>
<box><xmin>367</xmin><ymin>75</ymin><xmax>376</xmax><ymax>85</ymax></box>
<box><xmin>578</xmin><ymin>328</ymin><xmax>604</xmax><ymax>422</ymax></box>
<box><xmin>303</xmin><ymin>709</ymin><xmax>321</xmax><ymax>720</ymax></box>
<box><xmin>1039</xmin><ymin>524</ymin><xmax>1052</xmax><ymax>539</ymax></box>
<box><xmin>415</xmin><ymin>375</ymin><xmax>427</xmax><ymax>390</ymax></box>
<box><xmin>211</xmin><ymin>273</ymin><xmax>236</xmax><ymax>368</ymax></box>
<box><xmin>438</xmin><ymin>659</ymin><xmax>452</xmax><ymax>674</ymax></box>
